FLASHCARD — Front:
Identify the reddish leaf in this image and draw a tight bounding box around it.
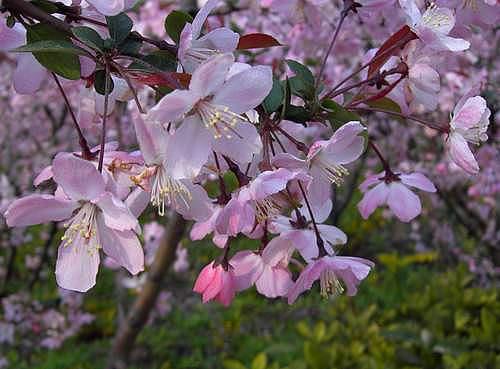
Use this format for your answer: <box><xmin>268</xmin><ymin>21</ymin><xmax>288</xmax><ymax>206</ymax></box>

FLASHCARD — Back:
<box><xmin>237</xmin><ymin>33</ymin><xmax>281</xmax><ymax>50</ymax></box>
<box><xmin>350</xmin><ymin>75</ymin><xmax>405</xmax><ymax>107</ymax></box>
<box><xmin>367</xmin><ymin>25</ymin><xmax>417</xmax><ymax>79</ymax></box>
<box><xmin>129</xmin><ymin>71</ymin><xmax>191</xmax><ymax>89</ymax></box>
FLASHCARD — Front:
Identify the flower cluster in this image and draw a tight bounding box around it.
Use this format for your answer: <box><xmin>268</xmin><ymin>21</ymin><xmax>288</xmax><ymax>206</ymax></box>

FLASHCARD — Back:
<box><xmin>0</xmin><ymin>0</ymin><xmax>497</xmax><ymax>312</ymax></box>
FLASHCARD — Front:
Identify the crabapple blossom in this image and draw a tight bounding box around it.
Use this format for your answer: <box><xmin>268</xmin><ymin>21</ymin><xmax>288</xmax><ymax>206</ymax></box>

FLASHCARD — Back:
<box><xmin>4</xmin><ymin>153</ymin><xmax>144</xmax><ymax>292</ymax></box>
<box><xmin>447</xmin><ymin>96</ymin><xmax>491</xmax><ymax>175</ymax></box>
<box><xmin>193</xmin><ymin>261</ymin><xmax>236</xmax><ymax>306</ymax></box>
<box><xmin>358</xmin><ymin>171</ymin><xmax>437</xmax><ymax>222</ymax></box>
<box><xmin>399</xmin><ymin>0</ymin><xmax>470</xmax><ymax>51</ymax></box>
<box><xmin>287</xmin><ymin>256</ymin><xmax>375</xmax><ymax>304</ymax></box>
<box><xmin>178</xmin><ymin>0</ymin><xmax>240</xmax><ymax>72</ymax></box>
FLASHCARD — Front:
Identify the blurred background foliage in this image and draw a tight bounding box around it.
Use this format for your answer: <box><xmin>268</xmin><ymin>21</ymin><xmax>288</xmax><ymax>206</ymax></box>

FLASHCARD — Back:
<box><xmin>4</xmin><ymin>226</ymin><xmax>499</xmax><ymax>369</ymax></box>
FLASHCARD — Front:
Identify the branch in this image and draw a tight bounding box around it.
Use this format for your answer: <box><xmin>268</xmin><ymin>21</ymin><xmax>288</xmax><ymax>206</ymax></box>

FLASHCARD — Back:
<box><xmin>107</xmin><ymin>213</ymin><xmax>187</xmax><ymax>369</ymax></box>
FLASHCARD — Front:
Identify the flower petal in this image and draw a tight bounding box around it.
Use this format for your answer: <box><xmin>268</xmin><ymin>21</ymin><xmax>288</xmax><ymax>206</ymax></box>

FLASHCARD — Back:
<box><xmin>194</xmin><ymin>27</ymin><xmax>239</xmax><ymax>53</ymax></box>
<box><xmin>95</xmin><ymin>192</ymin><xmax>138</xmax><ymax>231</ymax></box>
<box><xmin>55</xmin><ymin>238</ymin><xmax>100</xmax><ymax>293</ymax></box>
<box><xmin>145</xmin><ymin>89</ymin><xmax>198</xmax><ymax>125</ymax></box>
<box><xmin>52</xmin><ymin>153</ymin><xmax>105</xmax><ymax>201</ymax></box>
<box><xmin>190</xmin><ymin>53</ymin><xmax>234</xmax><ymax>97</ymax></box>
<box><xmin>448</xmin><ymin>132</ymin><xmax>479</xmax><ymax>175</ymax></box>
<box><xmin>357</xmin><ymin>182</ymin><xmax>389</xmax><ymax>219</ymax></box>
<box><xmin>400</xmin><ymin>172</ymin><xmax>436</xmax><ymax>192</ymax></box>
<box><xmin>97</xmin><ymin>216</ymin><xmax>144</xmax><ymax>275</ymax></box>
<box><xmin>13</xmin><ymin>54</ymin><xmax>46</xmax><ymax>94</ymax></box>
<box><xmin>387</xmin><ymin>182</ymin><xmax>421</xmax><ymax>222</ymax></box>
<box><xmin>5</xmin><ymin>194</ymin><xmax>78</xmax><ymax>227</ymax></box>
<box><xmin>212</xmin><ymin>65</ymin><xmax>273</xmax><ymax>114</ymax></box>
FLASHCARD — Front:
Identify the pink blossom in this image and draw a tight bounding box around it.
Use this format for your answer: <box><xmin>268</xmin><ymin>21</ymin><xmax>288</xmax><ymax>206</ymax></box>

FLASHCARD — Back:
<box><xmin>4</xmin><ymin>153</ymin><xmax>144</xmax><ymax>292</ymax></box>
<box><xmin>145</xmin><ymin>53</ymin><xmax>272</xmax><ymax>164</ymax></box>
<box><xmin>216</xmin><ymin>168</ymin><xmax>311</xmax><ymax>236</ymax></box>
<box><xmin>447</xmin><ymin>96</ymin><xmax>491</xmax><ymax>175</ymax></box>
<box><xmin>399</xmin><ymin>0</ymin><xmax>470</xmax><ymax>51</ymax></box>
<box><xmin>287</xmin><ymin>256</ymin><xmax>374</xmax><ymax>304</ymax></box>
<box><xmin>358</xmin><ymin>171</ymin><xmax>437</xmax><ymax>222</ymax></box>
<box><xmin>193</xmin><ymin>261</ymin><xmax>236</xmax><ymax>306</ymax></box>
<box><xmin>132</xmin><ymin>114</ymin><xmax>212</xmax><ymax>220</ymax></box>
<box><xmin>85</xmin><ymin>0</ymin><xmax>136</xmax><ymax>16</ymax></box>
<box><xmin>230</xmin><ymin>237</ymin><xmax>294</xmax><ymax>298</ymax></box>
<box><xmin>178</xmin><ymin>0</ymin><xmax>240</xmax><ymax>72</ymax></box>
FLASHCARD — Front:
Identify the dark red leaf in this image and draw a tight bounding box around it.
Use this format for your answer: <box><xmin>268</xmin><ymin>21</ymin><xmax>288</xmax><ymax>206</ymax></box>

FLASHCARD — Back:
<box><xmin>129</xmin><ymin>71</ymin><xmax>191</xmax><ymax>89</ymax></box>
<box><xmin>367</xmin><ymin>25</ymin><xmax>417</xmax><ymax>79</ymax></box>
<box><xmin>237</xmin><ymin>33</ymin><xmax>281</xmax><ymax>50</ymax></box>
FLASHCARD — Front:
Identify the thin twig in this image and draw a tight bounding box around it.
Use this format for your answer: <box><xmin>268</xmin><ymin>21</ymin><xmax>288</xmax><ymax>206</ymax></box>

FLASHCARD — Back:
<box><xmin>98</xmin><ymin>62</ymin><xmax>110</xmax><ymax>172</ymax></box>
<box><xmin>51</xmin><ymin>73</ymin><xmax>93</xmax><ymax>158</ymax></box>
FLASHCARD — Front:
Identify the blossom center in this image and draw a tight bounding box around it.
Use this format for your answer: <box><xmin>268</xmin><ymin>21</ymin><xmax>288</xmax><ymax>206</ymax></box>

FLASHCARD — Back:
<box><xmin>319</xmin><ymin>268</ymin><xmax>344</xmax><ymax>299</ymax></box>
<box><xmin>421</xmin><ymin>4</ymin><xmax>452</xmax><ymax>30</ymax></box>
<box><xmin>255</xmin><ymin>198</ymin><xmax>281</xmax><ymax>223</ymax></box>
<box><xmin>61</xmin><ymin>203</ymin><xmax>101</xmax><ymax>256</ymax></box>
<box><xmin>196</xmin><ymin>101</ymin><xmax>246</xmax><ymax>139</ymax></box>
<box><xmin>185</xmin><ymin>47</ymin><xmax>219</xmax><ymax>65</ymax></box>
<box><xmin>313</xmin><ymin>156</ymin><xmax>349</xmax><ymax>185</ymax></box>
<box><xmin>150</xmin><ymin>166</ymin><xmax>192</xmax><ymax>216</ymax></box>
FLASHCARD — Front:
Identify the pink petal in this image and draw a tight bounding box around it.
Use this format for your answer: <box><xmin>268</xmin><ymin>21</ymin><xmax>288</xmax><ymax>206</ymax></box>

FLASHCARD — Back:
<box><xmin>261</xmin><ymin>236</ymin><xmax>294</xmax><ymax>266</ymax></box>
<box><xmin>285</xmin><ymin>229</ymin><xmax>318</xmax><ymax>262</ymax></box>
<box><xmin>194</xmin><ymin>28</ymin><xmax>239</xmax><ymax>53</ymax></box>
<box><xmin>387</xmin><ymin>182</ymin><xmax>421</xmax><ymax>222</ymax></box>
<box><xmin>52</xmin><ymin>153</ymin><xmax>105</xmax><ymax>201</ymax></box>
<box><xmin>190</xmin><ymin>53</ymin><xmax>233</xmax><ymax>98</ymax></box>
<box><xmin>448</xmin><ymin>132</ymin><xmax>479</xmax><ymax>175</ymax></box>
<box><xmin>287</xmin><ymin>259</ymin><xmax>325</xmax><ymax>304</ymax></box>
<box><xmin>359</xmin><ymin>172</ymin><xmax>383</xmax><ymax>192</ymax></box>
<box><xmin>125</xmin><ymin>188</ymin><xmax>150</xmax><ymax>218</ymax></box>
<box><xmin>317</xmin><ymin>224</ymin><xmax>347</xmax><ymax>247</ymax></box>
<box><xmin>5</xmin><ymin>194</ymin><xmax>78</xmax><ymax>227</ymax></box>
<box><xmin>191</xmin><ymin>0</ymin><xmax>220</xmax><ymax>38</ymax></box>
<box><xmin>256</xmin><ymin>266</ymin><xmax>293</xmax><ymax>298</ymax></box>
<box><xmin>86</xmin><ymin>0</ymin><xmax>125</xmax><ymax>16</ymax></box>
<box><xmin>357</xmin><ymin>182</ymin><xmax>389</xmax><ymax>219</ymax></box>
<box><xmin>216</xmin><ymin>271</ymin><xmax>236</xmax><ymax>306</ymax></box>
<box><xmin>133</xmin><ymin>114</ymin><xmax>168</xmax><ymax>165</ymax></box>
<box><xmin>400</xmin><ymin>172</ymin><xmax>436</xmax><ymax>192</ymax></box>
<box><xmin>165</xmin><ymin>115</ymin><xmax>212</xmax><ymax>180</ymax></box>
<box><xmin>13</xmin><ymin>54</ymin><xmax>46</xmax><ymax>94</ymax></box>
<box><xmin>145</xmin><ymin>89</ymin><xmax>198</xmax><ymax>126</ymax></box>
<box><xmin>215</xmin><ymin>197</ymin><xmax>255</xmax><ymax>236</ymax></box>
<box><xmin>97</xmin><ymin>216</ymin><xmax>144</xmax><ymax>275</ymax></box>
<box><xmin>212</xmin><ymin>65</ymin><xmax>273</xmax><ymax>114</ymax></box>
<box><xmin>271</xmin><ymin>153</ymin><xmax>307</xmax><ymax>171</ymax></box>
<box><xmin>55</xmin><ymin>238</ymin><xmax>100</xmax><ymax>293</ymax></box>
<box><xmin>328</xmin><ymin>256</ymin><xmax>374</xmax><ymax>296</ymax></box>
<box><xmin>211</xmin><ymin>121</ymin><xmax>262</xmax><ymax>164</ymax></box>
<box><xmin>249</xmin><ymin>168</ymin><xmax>295</xmax><ymax>200</ymax></box>
<box><xmin>172</xmin><ymin>180</ymin><xmax>212</xmax><ymax>222</ymax></box>
<box><xmin>450</xmin><ymin>96</ymin><xmax>486</xmax><ymax>131</ymax></box>
<box><xmin>33</xmin><ymin>165</ymin><xmax>53</xmax><ymax>186</ymax></box>
<box><xmin>193</xmin><ymin>262</ymin><xmax>218</xmax><ymax>293</ymax></box>
<box><xmin>230</xmin><ymin>251</ymin><xmax>264</xmax><ymax>291</ymax></box>
<box><xmin>94</xmin><ymin>192</ymin><xmax>138</xmax><ymax>231</ymax></box>
<box><xmin>0</xmin><ymin>21</ymin><xmax>25</xmax><ymax>51</ymax></box>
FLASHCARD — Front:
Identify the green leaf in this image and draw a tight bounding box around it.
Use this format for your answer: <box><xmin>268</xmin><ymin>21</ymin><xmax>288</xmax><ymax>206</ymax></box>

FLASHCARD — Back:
<box><xmin>94</xmin><ymin>70</ymin><xmax>115</xmax><ymax>95</ymax></box>
<box><xmin>321</xmin><ymin>99</ymin><xmax>361</xmax><ymax>128</ymax></box>
<box><xmin>284</xmin><ymin>105</ymin><xmax>311</xmax><ymax>124</ymax></box>
<box><xmin>365</xmin><ymin>97</ymin><xmax>402</xmax><ymax>114</ymax></box>
<box><xmin>262</xmin><ymin>78</ymin><xmax>283</xmax><ymax>114</ymax></box>
<box><xmin>165</xmin><ymin>10</ymin><xmax>193</xmax><ymax>44</ymax></box>
<box><xmin>13</xmin><ymin>40</ymin><xmax>89</xmax><ymax>56</ymax></box>
<box><xmin>31</xmin><ymin>0</ymin><xmax>59</xmax><ymax>14</ymax></box>
<box><xmin>251</xmin><ymin>353</ymin><xmax>267</xmax><ymax>369</ymax></box>
<box><xmin>72</xmin><ymin>26</ymin><xmax>104</xmax><ymax>51</ymax></box>
<box><xmin>223</xmin><ymin>359</ymin><xmax>247</xmax><ymax>369</ymax></box>
<box><xmin>106</xmin><ymin>13</ymin><xmax>133</xmax><ymax>45</ymax></box>
<box><xmin>26</xmin><ymin>24</ymin><xmax>81</xmax><ymax>80</ymax></box>
<box><xmin>286</xmin><ymin>59</ymin><xmax>314</xmax><ymax>86</ymax></box>
<box><xmin>118</xmin><ymin>38</ymin><xmax>143</xmax><ymax>56</ymax></box>
<box><xmin>128</xmin><ymin>50</ymin><xmax>177</xmax><ymax>72</ymax></box>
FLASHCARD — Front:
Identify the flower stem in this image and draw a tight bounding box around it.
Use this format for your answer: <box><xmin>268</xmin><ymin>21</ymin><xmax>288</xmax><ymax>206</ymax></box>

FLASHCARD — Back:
<box><xmin>51</xmin><ymin>73</ymin><xmax>93</xmax><ymax>159</ymax></box>
<box><xmin>98</xmin><ymin>62</ymin><xmax>110</xmax><ymax>172</ymax></box>
<box><xmin>298</xmin><ymin>181</ymin><xmax>327</xmax><ymax>257</ymax></box>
